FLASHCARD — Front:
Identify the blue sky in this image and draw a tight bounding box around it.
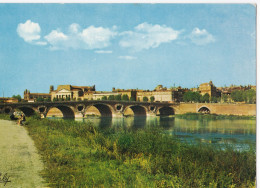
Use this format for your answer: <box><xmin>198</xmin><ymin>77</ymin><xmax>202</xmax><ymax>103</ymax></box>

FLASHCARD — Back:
<box><xmin>0</xmin><ymin>4</ymin><xmax>256</xmax><ymax>97</ymax></box>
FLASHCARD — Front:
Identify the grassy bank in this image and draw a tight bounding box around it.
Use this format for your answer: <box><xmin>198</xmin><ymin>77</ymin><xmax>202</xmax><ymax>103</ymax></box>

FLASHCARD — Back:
<box><xmin>0</xmin><ymin>113</ymin><xmax>12</xmax><ymax>120</ymax></box>
<box><xmin>175</xmin><ymin>113</ymin><xmax>256</xmax><ymax>120</ymax></box>
<box><xmin>19</xmin><ymin>117</ymin><xmax>256</xmax><ymax>187</ymax></box>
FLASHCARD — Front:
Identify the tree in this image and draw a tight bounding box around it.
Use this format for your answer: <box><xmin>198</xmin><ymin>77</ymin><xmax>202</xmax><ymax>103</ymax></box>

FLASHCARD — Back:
<box><xmin>101</xmin><ymin>96</ymin><xmax>108</xmax><ymax>100</ymax></box>
<box><xmin>36</xmin><ymin>97</ymin><xmax>44</xmax><ymax>102</ymax></box>
<box><xmin>183</xmin><ymin>91</ymin><xmax>202</xmax><ymax>103</ymax></box>
<box><xmin>244</xmin><ymin>89</ymin><xmax>256</xmax><ymax>104</ymax></box>
<box><xmin>143</xmin><ymin>96</ymin><xmax>148</xmax><ymax>102</ymax></box>
<box><xmin>130</xmin><ymin>96</ymin><xmax>136</xmax><ymax>101</ymax></box>
<box><xmin>193</xmin><ymin>92</ymin><xmax>201</xmax><ymax>103</ymax></box>
<box><xmin>108</xmin><ymin>95</ymin><xmax>115</xmax><ymax>101</ymax></box>
<box><xmin>222</xmin><ymin>94</ymin><xmax>229</xmax><ymax>103</ymax></box>
<box><xmin>150</xmin><ymin>96</ymin><xmax>155</xmax><ymax>102</ymax></box>
<box><xmin>44</xmin><ymin>97</ymin><xmax>51</xmax><ymax>102</ymax></box>
<box><xmin>183</xmin><ymin>91</ymin><xmax>193</xmax><ymax>102</ymax></box>
<box><xmin>201</xmin><ymin>93</ymin><xmax>210</xmax><ymax>103</ymax></box>
<box><xmin>12</xmin><ymin>95</ymin><xmax>21</xmax><ymax>102</ymax></box>
<box><xmin>115</xmin><ymin>95</ymin><xmax>121</xmax><ymax>101</ymax></box>
<box><xmin>231</xmin><ymin>90</ymin><xmax>244</xmax><ymax>102</ymax></box>
<box><xmin>210</xmin><ymin>96</ymin><xmax>220</xmax><ymax>103</ymax></box>
<box><xmin>53</xmin><ymin>97</ymin><xmax>58</xmax><ymax>102</ymax></box>
<box><xmin>122</xmin><ymin>94</ymin><xmax>129</xmax><ymax>101</ymax></box>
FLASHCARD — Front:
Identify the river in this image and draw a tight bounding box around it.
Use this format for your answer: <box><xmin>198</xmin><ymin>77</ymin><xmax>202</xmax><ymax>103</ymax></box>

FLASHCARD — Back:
<box><xmin>48</xmin><ymin>116</ymin><xmax>256</xmax><ymax>151</ymax></box>
<box><xmin>75</xmin><ymin>116</ymin><xmax>256</xmax><ymax>150</ymax></box>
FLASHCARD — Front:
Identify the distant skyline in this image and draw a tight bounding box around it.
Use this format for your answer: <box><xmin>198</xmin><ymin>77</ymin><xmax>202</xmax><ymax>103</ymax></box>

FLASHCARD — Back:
<box><xmin>0</xmin><ymin>4</ymin><xmax>256</xmax><ymax>97</ymax></box>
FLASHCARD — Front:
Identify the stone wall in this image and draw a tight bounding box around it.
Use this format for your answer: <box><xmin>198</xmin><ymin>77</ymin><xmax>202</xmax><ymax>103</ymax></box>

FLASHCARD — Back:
<box><xmin>177</xmin><ymin>103</ymin><xmax>256</xmax><ymax>116</ymax></box>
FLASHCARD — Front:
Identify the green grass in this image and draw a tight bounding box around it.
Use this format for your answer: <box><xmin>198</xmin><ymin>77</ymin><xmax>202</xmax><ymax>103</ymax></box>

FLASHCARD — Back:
<box><xmin>19</xmin><ymin>117</ymin><xmax>256</xmax><ymax>188</ymax></box>
<box><xmin>0</xmin><ymin>113</ymin><xmax>12</xmax><ymax>120</ymax></box>
<box><xmin>175</xmin><ymin>113</ymin><xmax>256</xmax><ymax>120</ymax></box>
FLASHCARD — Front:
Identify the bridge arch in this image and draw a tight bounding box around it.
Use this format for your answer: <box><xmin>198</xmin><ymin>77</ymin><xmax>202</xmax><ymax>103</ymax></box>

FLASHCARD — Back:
<box><xmin>123</xmin><ymin>105</ymin><xmax>147</xmax><ymax>116</ymax></box>
<box><xmin>46</xmin><ymin>105</ymin><xmax>75</xmax><ymax>118</ymax></box>
<box><xmin>85</xmin><ymin>103</ymin><xmax>114</xmax><ymax>117</ymax></box>
<box><xmin>3</xmin><ymin>106</ymin><xmax>12</xmax><ymax>114</ymax></box>
<box><xmin>158</xmin><ymin>106</ymin><xmax>175</xmax><ymax>116</ymax></box>
<box><xmin>198</xmin><ymin>106</ymin><xmax>210</xmax><ymax>114</ymax></box>
<box><xmin>17</xmin><ymin>106</ymin><xmax>36</xmax><ymax>117</ymax></box>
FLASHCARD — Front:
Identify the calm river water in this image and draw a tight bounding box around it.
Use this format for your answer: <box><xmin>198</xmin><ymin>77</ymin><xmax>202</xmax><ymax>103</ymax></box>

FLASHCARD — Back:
<box><xmin>42</xmin><ymin>115</ymin><xmax>255</xmax><ymax>150</ymax></box>
<box><xmin>73</xmin><ymin>116</ymin><xmax>256</xmax><ymax>150</ymax></box>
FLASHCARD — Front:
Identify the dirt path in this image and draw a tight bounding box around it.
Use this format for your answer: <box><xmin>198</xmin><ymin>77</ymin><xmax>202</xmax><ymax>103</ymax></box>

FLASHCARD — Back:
<box><xmin>0</xmin><ymin>120</ymin><xmax>46</xmax><ymax>188</ymax></box>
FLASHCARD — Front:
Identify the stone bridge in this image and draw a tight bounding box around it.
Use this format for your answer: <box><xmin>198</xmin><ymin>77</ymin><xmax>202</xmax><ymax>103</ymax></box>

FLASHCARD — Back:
<box><xmin>0</xmin><ymin>101</ymin><xmax>180</xmax><ymax>118</ymax></box>
<box><xmin>0</xmin><ymin>101</ymin><xmax>255</xmax><ymax>118</ymax></box>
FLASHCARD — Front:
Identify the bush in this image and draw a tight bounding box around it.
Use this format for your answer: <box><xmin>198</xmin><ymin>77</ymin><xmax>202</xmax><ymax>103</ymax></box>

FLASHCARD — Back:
<box><xmin>20</xmin><ymin>118</ymin><xmax>255</xmax><ymax>188</ymax></box>
<box><xmin>115</xmin><ymin>95</ymin><xmax>121</xmax><ymax>101</ymax></box>
<box><xmin>122</xmin><ymin>94</ymin><xmax>129</xmax><ymax>101</ymax></box>
<box><xmin>143</xmin><ymin>96</ymin><xmax>148</xmax><ymax>102</ymax></box>
<box><xmin>101</xmin><ymin>96</ymin><xmax>108</xmax><ymax>100</ymax></box>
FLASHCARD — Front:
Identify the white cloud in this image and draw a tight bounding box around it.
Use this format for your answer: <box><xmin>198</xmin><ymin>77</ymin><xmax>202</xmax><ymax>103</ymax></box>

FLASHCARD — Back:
<box><xmin>44</xmin><ymin>24</ymin><xmax>117</xmax><ymax>50</ymax></box>
<box><xmin>35</xmin><ymin>41</ymin><xmax>48</xmax><ymax>46</ymax></box>
<box><xmin>44</xmin><ymin>30</ymin><xmax>68</xmax><ymax>50</ymax></box>
<box><xmin>118</xmin><ymin>56</ymin><xmax>137</xmax><ymax>60</ymax></box>
<box><xmin>17</xmin><ymin>20</ymin><xmax>41</xmax><ymax>42</ymax></box>
<box><xmin>119</xmin><ymin>22</ymin><xmax>180</xmax><ymax>51</ymax></box>
<box><xmin>189</xmin><ymin>28</ymin><xmax>215</xmax><ymax>45</ymax></box>
<box><xmin>69</xmin><ymin>23</ymin><xmax>80</xmax><ymax>33</ymax></box>
<box><xmin>95</xmin><ymin>50</ymin><xmax>113</xmax><ymax>54</ymax></box>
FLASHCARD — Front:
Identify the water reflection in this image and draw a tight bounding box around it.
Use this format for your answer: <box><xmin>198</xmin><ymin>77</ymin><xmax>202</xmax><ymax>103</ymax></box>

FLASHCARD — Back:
<box><xmin>61</xmin><ymin>116</ymin><xmax>256</xmax><ymax>150</ymax></box>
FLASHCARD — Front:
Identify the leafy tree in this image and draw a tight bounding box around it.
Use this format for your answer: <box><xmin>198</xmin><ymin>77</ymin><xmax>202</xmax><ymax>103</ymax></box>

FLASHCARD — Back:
<box><xmin>122</xmin><ymin>94</ymin><xmax>129</xmax><ymax>101</ymax></box>
<box><xmin>101</xmin><ymin>96</ymin><xmax>108</xmax><ymax>100</ymax></box>
<box><xmin>65</xmin><ymin>96</ymin><xmax>71</xmax><ymax>101</ymax></box>
<box><xmin>130</xmin><ymin>96</ymin><xmax>136</xmax><ymax>101</ymax></box>
<box><xmin>244</xmin><ymin>89</ymin><xmax>256</xmax><ymax>104</ymax></box>
<box><xmin>12</xmin><ymin>95</ymin><xmax>21</xmax><ymax>102</ymax></box>
<box><xmin>183</xmin><ymin>91</ymin><xmax>202</xmax><ymax>103</ymax></box>
<box><xmin>36</xmin><ymin>97</ymin><xmax>44</xmax><ymax>102</ymax></box>
<box><xmin>53</xmin><ymin>97</ymin><xmax>58</xmax><ymax>102</ymax></box>
<box><xmin>115</xmin><ymin>95</ymin><xmax>121</xmax><ymax>101</ymax></box>
<box><xmin>44</xmin><ymin>97</ymin><xmax>51</xmax><ymax>102</ymax></box>
<box><xmin>143</xmin><ymin>96</ymin><xmax>148</xmax><ymax>102</ymax></box>
<box><xmin>183</xmin><ymin>91</ymin><xmax>193</xmax><ymax>102</ymax></box>
<box><xmin>108</xmin><ymin>95</ymin><xmax>115</xmax><ymax>101</ymax></box>
<box><xmin>150</xmin><ymin>96</ymin><xmax>155</xmax><ymax>102</ymax></box>
<box><xmin>58</xmin><ymin>98</ymin><xmax>63</xmax><ymax>101</ymax></box>
<box><xmin>193</xmin><ymin>92</ymin><xmax>201</xmax><ymax>103</ymax></box>
<box><xmin>201</xmin><ymin>93</ymin><xmax>210</xmax><ymax>103</ymax></box>
<box><xmin>222</xmin><ymin>94</ymin><xmax>229</xmax><ymax>103</ymax></box>
<box><xmin>231</xmin><ymin>90</ymin><xmax>244</xmax><ymax>102</ymax></box>
<box><xmin>210</xmin><ymin>96</ymin><xmax>220</xmax><ymax>103</ymax></box>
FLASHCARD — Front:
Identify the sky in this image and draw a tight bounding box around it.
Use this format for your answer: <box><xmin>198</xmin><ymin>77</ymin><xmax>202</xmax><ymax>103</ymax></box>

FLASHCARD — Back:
<box><xmin>0</xmin><ymin>3</ymin><xmax>256</xmax><ymax>97</ymax></box>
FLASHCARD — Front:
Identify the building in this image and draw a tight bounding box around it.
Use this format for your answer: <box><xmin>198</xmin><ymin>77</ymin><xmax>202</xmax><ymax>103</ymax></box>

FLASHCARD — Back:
<box><xmin>112</xmin><ymin>88</ymin><xmax>137</xmax><ymax>100</ymax></box>
<box><xmin>0</xmin><ymin>97</ymin><xmax>19</xmax><ymax>103</ymax></box>
<box><xmin>50</xmin><ymin>85</ymin><xmax>95</xmax><ymax>101</ymax></box>
<box><xmin>92</xmin><ymin>91</ymin><xmax>120</xmax><ymax>100</ymax></box>
<box><xmin>24</xmin><ymin>89</ymin><xmax>51</xmax><ymax>102</ymax></box>
<box><xmin>136</xmin><ymin>85</ymin><xmax>184</xmax><ymax>102</ymax></box>
<box><xmin>198</xmin><ymin>81</ymin><xmax>221</xmax><ymax>97</ymax></box>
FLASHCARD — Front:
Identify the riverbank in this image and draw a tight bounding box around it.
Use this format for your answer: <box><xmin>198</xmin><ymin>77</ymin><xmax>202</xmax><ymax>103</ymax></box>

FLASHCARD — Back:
<box><xmin>0</xmin><ymin>118</ymin><xmax>46</xmax><ymax>187</ymax></box>
<box><xmin>23</xmin><ymin>117</ymin><xmax>255</xmax><ymax>187</ymax></box>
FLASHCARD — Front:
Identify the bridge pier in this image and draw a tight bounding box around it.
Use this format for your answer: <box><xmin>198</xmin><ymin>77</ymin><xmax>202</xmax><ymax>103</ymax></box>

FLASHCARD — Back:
<box><xmin>146</xmin><ymin>111</ymin><xmax>157</xmax><ymax>117</ymax></box>
<box><xmin>112</xmin><ymin>111</ymin><xmax>124</xmax><ymax>118</ymax></box>
<box><xmin>75</xmin><ymin>111</ymin><xmax>85</xmax><ymax>118</ymax></box>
